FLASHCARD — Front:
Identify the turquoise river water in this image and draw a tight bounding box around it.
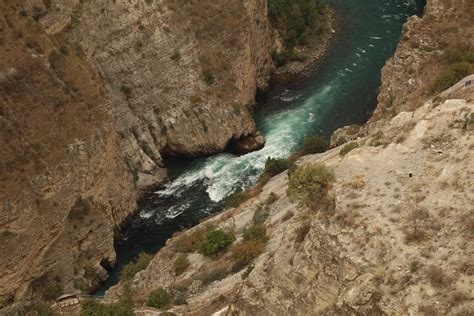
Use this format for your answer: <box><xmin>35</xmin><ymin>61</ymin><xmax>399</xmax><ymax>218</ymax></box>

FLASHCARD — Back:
<box><xmin>96</xmin><ymin>0</ymin><xmax>425</xmax><ymax>295</ymax></box>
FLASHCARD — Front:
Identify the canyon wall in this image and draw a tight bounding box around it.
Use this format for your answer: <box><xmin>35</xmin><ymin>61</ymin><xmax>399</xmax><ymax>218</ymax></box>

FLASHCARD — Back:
<box><xmin>0</xmin><ymin>0</ymin><xmax>276</xmax><ymax>312</ymax></box>
<box><xmin>39</xmin><ymin>0</ymin><xmax>274</xmax><ymax>188</ymax></box>
<box><xmin>0</xmin><ymin>2</ymin><xmax>136</xmax><ymax>312</ymax></box>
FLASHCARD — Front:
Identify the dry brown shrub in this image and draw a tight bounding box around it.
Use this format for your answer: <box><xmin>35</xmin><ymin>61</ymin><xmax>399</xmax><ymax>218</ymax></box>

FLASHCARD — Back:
<box><xmin>426</xmin><ymin>266</ymin><xmax>453</xmax><ymax>288</ymax></box>
<box><xmin>281</xmin><ymin>210</ymin><xmax>294</xmax><ymax>222</ymax></box>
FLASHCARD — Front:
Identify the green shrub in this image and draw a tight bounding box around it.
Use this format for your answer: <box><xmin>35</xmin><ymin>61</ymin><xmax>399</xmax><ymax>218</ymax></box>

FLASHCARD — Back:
<box><xmin>268</xmin><ymin>0</ymin><xmax>326</xmax><ymax>48</ymax></box>
<box><xmin>35</xmin><ymin>303</ymin><xmax>55</xmax><ymax>316</ymax></box>
<box><xmin>173</xmin><ymin>255</ymin><xmax>190</xmax><ymax>276</ymax></box>
<box><xmin>243</xmin><ymin>225</ymin><xmax>267</xmax><ymax>243</ymax></box>
<box><xmin>432</xmin><ymin>62</ymin><xmax>473</xmax><ymax>93</ymax></box>
<box><xmin>146</xmin><ymin>288</ymin><xmax>171</xmax><ymax>309</ymax></box>
<box><xmin>42</xmin><ymin>282</ymin><xmax>63</xmax><ymax>301</ymax></box>
<box><xmin>81</xmin><ymin>298</ymin><xmax>134</xmax><ymax>316</ymax></box>
<box><xmin>302</xmin><ymin>135</ymin><xmax>329</xmax><ymax>154</ymax></box>
<box><xmin>339</xmin><ymin>142</ymin><xmax>359</xmax><ymax>157</ymax></box>
<box><xmin>198</xmin><ymin>229</ymin><xmax>235</xmax><ymax>257</ymax></box>
<box><xmin>225</xmin><ymin>190</ymin><xmax>251</xmax><ymax>208</ymax></box>
<box><xmin>202</xmin><ymin>70</ymin><xmax>215</xmax><ymax>85</ymax></box>
<box><xmin>264</xmin><ymin>157</ymin><xmax>291</xmax><ymax>176</ymax></box>
<box><xmin>287</xmin><ymin>164</ymin><xmax>335</xmax><ymax>209</ymax></box>
<box><xmin>120</xmin><ymin>252</ymin><xmax>153</xmax><ymax>281</ymax></box>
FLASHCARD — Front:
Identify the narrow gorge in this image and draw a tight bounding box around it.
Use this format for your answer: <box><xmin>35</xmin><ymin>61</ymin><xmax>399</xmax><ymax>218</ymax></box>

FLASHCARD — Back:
<box><xmin>1</xmin><ymin>0</ymin><xmax>473</xmax><ymax>315</ymax></box>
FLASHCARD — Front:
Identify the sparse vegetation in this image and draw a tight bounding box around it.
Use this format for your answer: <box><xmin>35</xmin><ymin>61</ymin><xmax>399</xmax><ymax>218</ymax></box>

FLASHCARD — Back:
<box><xmin>263</xmin><ymin>157</ymin><xmax>291</xmax><ymax>176</ymax></box>
<box><xmin>42</xmin><ymin>282</ymin><xmax>63</xmax><ymax>301</ymax></box>
<box><xmin>230</xmin><ymin>224</ymin><xmax>268</xmax><ymax>271</ymax></box>
<box><xmin>197</xmin><ymin>267</ymin><xmax>230</xmax><ymax>285</ymax></box>
<box><xmin>431</xmin><ymin>45</ymin><xmax>474</xmax><ymax>93</ymax></box>
<box><xmin>81</xmin><ymin>299</ymin><xmax>134</xmax><ymax>316</ymax></box>
<box><xmin>146</xmin><ymin>288</ymin><xmax>171</xmax><ymax>309</ymax></box>
<box><xmin>404</xmin><ymin>209</ymin><xmax>430</xmax><ymax>243</ymax></box>
<box><xmin>230</xmin><ymin>239</ymin><xmax>265</xmax><ymax>272</ymax></box>
<box><xmin>252</xmin><ymin>203</ymin><xmax>270</xmax><ymax>225</ymax></box>
<box><xmin>173</xmin><ymin>225</ymin><xmax>212</xmax><ymax>253</ymax></box>
<box><xmin>202</xmin><ymin>69</ymin><xmax>215</xmax><ymax>85</ymax></box>
<box><xmin>268</xmin><ymin>0</ymin><xmax>328</xmax><ymax>48</ymax></box>
<box><xmin>35</xmin><ymin>303</ymin><xmax>55</xmax><ymax>316</ymax></box>
<box><xmin>426</xmin><ymin>266</ymin><xmax>452</xmax><ymax>288</ymax></box>
<box><xmin>243</xmin><ymin>225</ymin><xmax>267</xmax><ymax>243</ymax></box>
<box><xmin>225</xmin><ymin>190</ymin><xmax>251</xmax><ymax>208</ymax></box>
<box><xmin>120</xmin><ymin>252</ymin><xmax>153</xmax><ymax>281</ymax></box>
<box><xmin>265</xmin><ymin>192</ymin><xmax>278</xmax><ymax>205</ymax></box>
<box><xmin>287</xmin><ymin>163</ymin><xmax>335</xmax><ymax>209</ymax></box>
<box><xmin>198</xmin><ymin>229</ymin><xmax>235</xmax><ymax>257</ymax></box>
<box><xmin>432</xmin><ymin>62</ymin><xmax>473</xmax><ymax>93</ymax></box>
<box><xmin>302</xmin><ymin>135</ymin><xmax>329</xmax><ymax>154</ymax></box>
<box><xmin>339</xmin><ymin>142</ymin><xmax>359</xmax><ymax>157</ymax></box>
<box><xmin>173</xmin><ymin>255</ymin><xmax>190</xmax><ymax>276</ymax></box>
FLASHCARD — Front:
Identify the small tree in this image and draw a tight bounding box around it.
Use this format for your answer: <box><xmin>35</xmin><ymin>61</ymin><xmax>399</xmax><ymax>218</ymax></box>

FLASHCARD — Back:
<box><xmin>303</xmin><ymin>135</ymin><xmax>329</xmax><ymax>154</ymax></box>
<box><xmin>339</xmin><ymin>142</ymin><xmax>359</xmax><ymax>157</ymax></box>
<box><xmin>264</xmin><ymin>157</ymin><xmax>291</xmax><ymax>176</ymax></box>
<box><xmin>146</xmin><ymin>288</ymin><xmax>171</xmax><ymax>309</ymax></box>
<box><xmin>198</xmin><ymin>229</ymin><xmax>235</xmax><ymax>257</ymax></box>
<box><xmin>287</xmin><ymin>163</ymin><xmax>335</xmax><ymax>209</ymax></box>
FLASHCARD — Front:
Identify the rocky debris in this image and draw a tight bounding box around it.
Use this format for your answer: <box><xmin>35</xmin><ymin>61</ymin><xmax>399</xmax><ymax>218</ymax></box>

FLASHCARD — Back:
<box><xmin>230</xmin><ymin>132</ymin><xmax>266</xmax><ymax>156</ymax></box>
<box><xmin>108</xmin><ymin>83</ymin><xmax>473</xmax><ymax>314</ymax></box>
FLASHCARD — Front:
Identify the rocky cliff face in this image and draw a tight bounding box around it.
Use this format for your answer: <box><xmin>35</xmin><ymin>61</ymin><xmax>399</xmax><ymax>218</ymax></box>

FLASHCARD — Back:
<box><xmin>1</xmin><ymin>0</ymin><xmax>278</xmax><ymax>312</ymax></box>
<box><xmin>37</xmin><ymin>0</ymin><xmax>275</xmax><ymax>188</ymax></box>
<box><xmin>0</xmin><ymin>2</ymin><xmax>136</xmax><ymax>312</ymax></box>
<box><xmin>371</xmin><ymin>0</ymin><xmax>473</xmax><ymax>124</ymax></box>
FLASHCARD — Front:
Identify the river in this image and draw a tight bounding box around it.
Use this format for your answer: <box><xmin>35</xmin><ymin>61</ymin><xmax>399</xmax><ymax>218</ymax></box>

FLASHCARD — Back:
<box><xmin>96</xmin><ymin>0</ymin><xmax>425</xmax><ymax>295</ymax></box>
